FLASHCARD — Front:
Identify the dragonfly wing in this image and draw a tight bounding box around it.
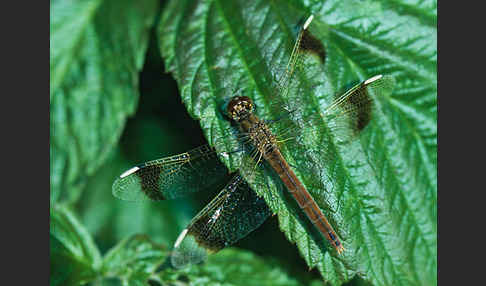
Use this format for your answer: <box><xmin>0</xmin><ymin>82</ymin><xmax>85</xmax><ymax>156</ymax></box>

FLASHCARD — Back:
<box><xmin>112</xmin><ymin>145</ymin><xmax>230</xmax><ymax>201</ymax></box>
<box><xmin>274</xmin><ymin>15</ymin><xmax>316</xmax><ymax>101</ymax></box>
<box><xmin>269</xmin><ymin>74</ymin><xmax>396</xmax><ymax>147</ymax></box>
<box><xmin>320</xmin><ymin>74</ymin><xmax>396</xmax><ymax>139</ymax></box>
<box><xmin>170</xmin><ymin>174</ymin><xmax>272</xmax><ymax>268</ymax></box>
<box><xmin>259</xmin><ymin>15</ymin><xmax>327</xmax><ymax>136</ymax></box>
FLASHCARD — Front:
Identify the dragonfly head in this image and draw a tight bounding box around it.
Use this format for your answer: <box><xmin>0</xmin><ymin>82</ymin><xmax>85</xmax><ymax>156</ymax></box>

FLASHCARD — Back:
<box><xmin>226</xmin><ymin>96</ymin><xmax>254</xmax><ymax>122</ymax></box>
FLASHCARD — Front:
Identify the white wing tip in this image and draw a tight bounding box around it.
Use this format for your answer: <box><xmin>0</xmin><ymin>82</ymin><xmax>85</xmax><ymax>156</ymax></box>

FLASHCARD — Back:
<box><xmin>303</xmin><ymin>15</ymin><xmax>314</xmax><ymax>30</ymax></box>
<box><xmin>120</xmin><ymin>166</ymin><xmax>140</xmax><ymax>178</ymax></box>
<box><xmin>364</xmin><ymin>74</ymin><xmax>383</xmax><ymax>85</ymax></box>
<box><xmin>174</xmin><ymin>229</ymin><xmax>188</xmax><ymax>248</ymax></box>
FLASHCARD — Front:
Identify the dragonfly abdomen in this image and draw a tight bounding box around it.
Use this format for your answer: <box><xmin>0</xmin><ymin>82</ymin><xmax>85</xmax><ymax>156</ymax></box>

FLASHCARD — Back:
<box><xmin>263</xmin><ymin>147</ymin><xmax>345</xmax><ymax>254</ymax></box>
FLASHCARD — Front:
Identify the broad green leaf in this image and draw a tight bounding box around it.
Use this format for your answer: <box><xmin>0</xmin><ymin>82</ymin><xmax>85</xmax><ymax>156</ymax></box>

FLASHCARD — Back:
<box><xmin>100</xmin><ymin>235</ymin><xmax>166</xmax><ymax>286</ymax></box>
<box><xmin>154</xmin><ymin>248</ymin><xmax>315</xmax><ymax>286</ymax></box>
<box><xmin>50</xmin><ymin>0</ymin><xmax>159</xmax><ymax>204</ymax></box>
<box><xmin>50</xmin><ymin>205</ymin><xmax>102</xmax><ymax>286</ymax></box>
<box><xmin>99</xmin><ymin>235</ymin><xmax>309</xmax><ymax>286</ymax></box>
<box><xmin>157</xmin><ymin>0</ymin><xmax>436</xmax><ymax>285</ymax></box>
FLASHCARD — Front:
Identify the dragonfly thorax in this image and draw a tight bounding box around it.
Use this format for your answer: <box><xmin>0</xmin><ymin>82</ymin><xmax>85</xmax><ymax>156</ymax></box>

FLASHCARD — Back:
<box><xmin>227</xmin><ymin>96</ymin><xmax>254</xmax><ymax>122</ymax></box>
<box><xmin>248</xmin><ymin>120</ymin><xmax>278</xmax><ymax>156</ymax></box>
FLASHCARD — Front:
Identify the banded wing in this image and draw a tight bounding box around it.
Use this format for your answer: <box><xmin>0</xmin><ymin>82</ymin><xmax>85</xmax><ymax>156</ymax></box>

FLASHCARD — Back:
<box><xmin>267</xmin><ymin>74</ymin><xmax>395</xmax><ymax>152</ymax></box>
<box><xmin>317</xmin><ymin>74</ymin><xmax>396</xmax><ymax>139</ymax></box>
<box><xmin>170</xmin><ymin>174</ymin><xmax>272</xmax><ymax>268</ymax></box>
<box><xmin>112</xmin><ymin>145</ymin><xmax>230</xmax><ymax>201</ymax></box>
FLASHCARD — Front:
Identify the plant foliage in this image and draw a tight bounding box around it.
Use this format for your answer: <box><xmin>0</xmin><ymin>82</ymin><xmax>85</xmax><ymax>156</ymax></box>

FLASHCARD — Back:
<box><xmin>50</xmin><ymin>0</ymin><xmax>158</xmax><ymax>204</ymax></box>
<box><xmin>50</xmin><ymin>0</ymin><xmax>436</xmax><ymax>285</ymax></box>
<box><xmin>158</xmin><ymin>0</ymin><xmax>436</xmax><ymax>285</ymax></box>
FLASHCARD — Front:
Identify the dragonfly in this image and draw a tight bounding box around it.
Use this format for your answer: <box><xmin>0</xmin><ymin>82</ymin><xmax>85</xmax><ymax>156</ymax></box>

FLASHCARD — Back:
<box><xmin>112</xmin><ymin>14</ymin><xmax>395</xmax><ymax>268</ymax></box>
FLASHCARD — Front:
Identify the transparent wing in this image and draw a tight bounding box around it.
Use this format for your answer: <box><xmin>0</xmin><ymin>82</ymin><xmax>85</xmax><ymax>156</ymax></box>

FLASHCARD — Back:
<box><xmin>170</xmin><ymin>174</ymin><xmax>272</xmax><ymax>268</ymax></box>
<box><xmin>112</xmin><ymin>145</ymin><xmax>231</xmax><ymax>201</ymax></box>
<box><xmin>273</xmin><ymin>16</ymin><xmax>313</xmax><ymax>101</ymax></box>
<box><xmin>262</xmin><ymin>15</ymin><xmax>318</xmax><ymax>121</ymax></box>
<box><xmin>321</xmin><ymin>74</ymin><xmax>396</xmax><ymax>134</ymax></box>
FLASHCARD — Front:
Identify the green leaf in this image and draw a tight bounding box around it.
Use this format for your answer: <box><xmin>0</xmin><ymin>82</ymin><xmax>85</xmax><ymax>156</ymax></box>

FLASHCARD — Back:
<box><xmin>101</xmin><ymin>235</ymin><xmax>166</xmax><ymax>286</ymax></box>
<box><xmin>50</xmin><ymin>0</ymin><xmax>159</xmax><ymax>204</ymax></box>
<box><xmin>50</xmin><ymin>205</ymin><xmax>102</xmax><ymax>286</ymax></box>
<box><xmin>100</xmin><ymin>235</ymin><xmax>314</xmax><ymax>286</ymax></box>
<box><xmin>154</xmin><ymin>248</ymin><xmax>315</xmax><ymax>286</ymax></box>
<box><xmin>157</xmin><ymin>0</ymin><xmax>436</xmax><ymax>285</ymax></box>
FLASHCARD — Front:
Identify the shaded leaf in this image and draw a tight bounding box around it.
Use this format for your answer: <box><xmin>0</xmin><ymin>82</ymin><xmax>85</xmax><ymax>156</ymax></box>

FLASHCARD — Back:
<box><xmin>50</xmin><ymin>0</ymin><xmax>159</xmax><ymax>204</ymax></box>
<box><xmin>50</xmin><ymin>205</ymin><xmax>102</xmax><ymax>286</ymax></box>
<box><xmin>157</xmin><ymin>0</ymin><xmax>436</xmax><ymax>285</ymax></box>
<box><xmin>101</xmin><ymin>235</ymin><xmax>166</xmax><ymax>286</ymax></box>
<box><xmin>154</xmin><ymin>248</ymin><xmax>312</xmax><ymax>286</ymax></box>
<box><xmin>100</xmin><ymin>235</ymin><xmax>308</xmax><ymax>286</ymax></box>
